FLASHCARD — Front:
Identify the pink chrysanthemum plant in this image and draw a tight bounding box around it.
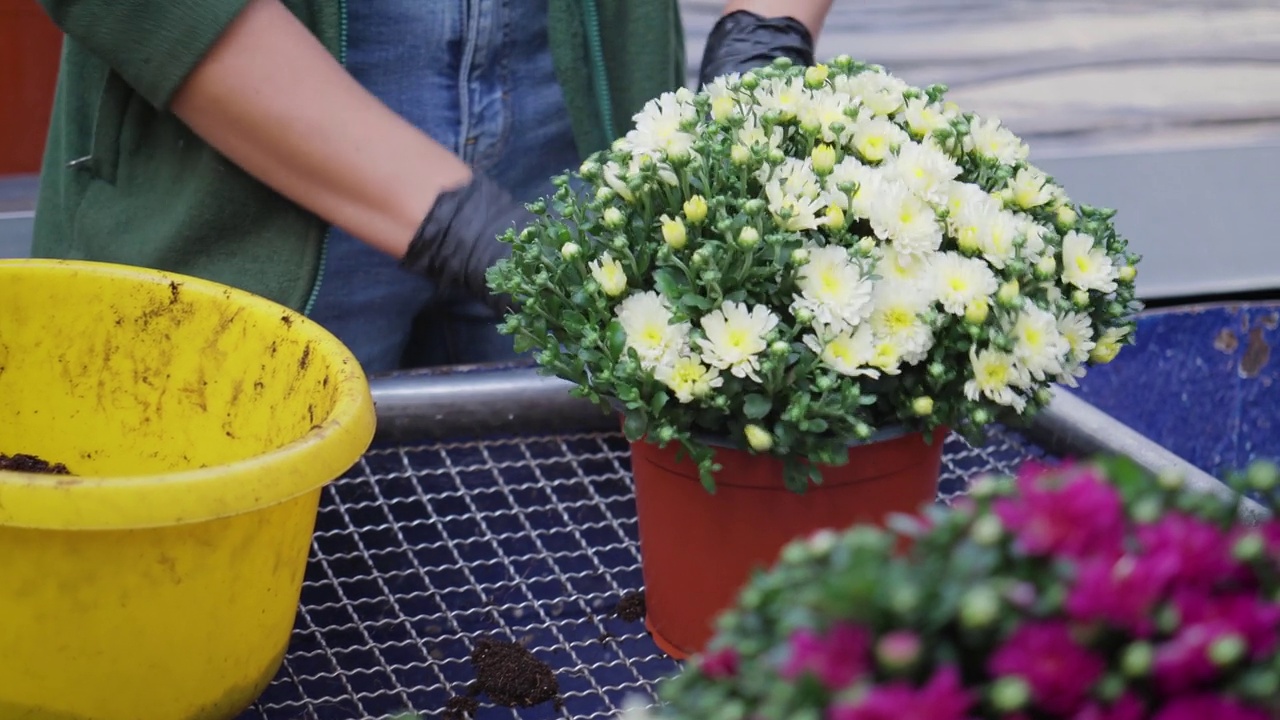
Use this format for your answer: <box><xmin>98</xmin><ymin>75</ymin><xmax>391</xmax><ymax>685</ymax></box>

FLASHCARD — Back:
<box><xmin>625</xmin><ymin>456</ymin><xmax>1280</xmax><ymax>720</ymax></box>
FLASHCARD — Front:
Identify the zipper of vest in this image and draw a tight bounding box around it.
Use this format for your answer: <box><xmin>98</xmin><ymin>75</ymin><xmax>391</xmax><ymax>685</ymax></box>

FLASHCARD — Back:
<box><xmin>303</xmin><ymin>0</ymin><xmax>350</xmax><ymax>317</ymax></box>
<box><xmin>579</xmin><ymin>0</ymin><xmax>617</xmax><ymax>144</ymax></box>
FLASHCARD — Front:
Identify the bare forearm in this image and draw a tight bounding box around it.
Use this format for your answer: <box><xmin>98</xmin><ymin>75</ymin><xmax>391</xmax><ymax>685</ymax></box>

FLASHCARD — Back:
<box><xmin>170</xmin><ymin>0</ymin><xmax>470</xmax><ymax>257</ymax></box>
<box><xmin>721</xmin><ymin>0</ymin><xmax>833</xmax><ymax>40</ymax></box>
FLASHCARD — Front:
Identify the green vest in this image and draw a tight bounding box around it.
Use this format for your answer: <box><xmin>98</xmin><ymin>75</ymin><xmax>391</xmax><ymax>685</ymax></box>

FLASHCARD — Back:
<box><xmin>31</xmin><ymin>0</ymin><xmax>686</xmax><ymax>311</ymax></box>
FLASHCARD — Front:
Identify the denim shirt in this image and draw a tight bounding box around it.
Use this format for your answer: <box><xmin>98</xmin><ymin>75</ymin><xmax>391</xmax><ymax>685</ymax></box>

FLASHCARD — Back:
<box><xmin>307</xmin><ymin>0</ymin><xmax>581</xmax><ymax>373</ymax></box>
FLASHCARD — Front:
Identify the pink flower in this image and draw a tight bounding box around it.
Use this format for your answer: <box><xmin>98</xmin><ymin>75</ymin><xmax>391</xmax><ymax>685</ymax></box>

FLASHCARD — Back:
<box><xmin>699</xmin><ymin>647</ymin><xmax>739</xmax><ymax>679</ymax></box>
<box><xmin>1136</xmin><ymin>512</ymin><xmax>1242</xmax><ymax>589</ymax></box>
<box><xmin>781</xmin><ymin>622</ymin><xmax>871</xmax><ymax>690</ymax></box>
<box><xmin>988</xmin><ymin>621</ymin><xmax>1106</xmax><ymax>715</ymax></box>
<box><xmin>994</xmin><ymin>463</ymin><xmax>1126</xmax><ymax>559</ymax></box>
<box><xmin>1072</xmin><ymin>694</ymin><xmax>1145</xmax><ymax>720</ymax></box>
<box><xmin>1152</xmin><ymin>695</ymin><xmax>1271</xmax><ymax>720</ymax></box>
<box><xmin>828</xmin><ymin>666</ymin><xmax>971</xmax><ymax>720</ymax></box>
<box><xmin>1174</xmin><ymin>591</ymin><xmax>1280</xmax><ymax>658</ymax></box>
<box><xmin>1151</xmin><ymin>622</ymin><xmax>1221</xmax><ymax>691</ymax></box>
<box><xmin>1065</xmin><ymin>554</ymin><xmax>1174</xmax><ymax>635</ymax></box>
<box><xmin>875</xmin><ymin>630</ymin><xmax>922</xmax><ymax>671</ymax></box>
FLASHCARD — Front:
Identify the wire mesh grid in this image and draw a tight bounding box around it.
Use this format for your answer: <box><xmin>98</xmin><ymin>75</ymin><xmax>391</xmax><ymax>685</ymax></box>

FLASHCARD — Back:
<box><xmin>238</xmin><ymin>428</ymin><xmax>1046</xmax><ymax>720</ymax></box>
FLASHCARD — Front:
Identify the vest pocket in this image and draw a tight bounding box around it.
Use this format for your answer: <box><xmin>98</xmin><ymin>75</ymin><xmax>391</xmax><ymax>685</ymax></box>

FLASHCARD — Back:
<box><xmin>74</xmin><ymin>70</ymin><xmax>130</xmax><ymax>184</ymax></box>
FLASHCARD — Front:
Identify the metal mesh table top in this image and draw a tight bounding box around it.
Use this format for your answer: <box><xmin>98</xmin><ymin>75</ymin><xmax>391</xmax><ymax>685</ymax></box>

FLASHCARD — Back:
<box><xmin>237</xmin><ymin>428</ymin><xmax>1045</xmax><ymax>720</ymax></box>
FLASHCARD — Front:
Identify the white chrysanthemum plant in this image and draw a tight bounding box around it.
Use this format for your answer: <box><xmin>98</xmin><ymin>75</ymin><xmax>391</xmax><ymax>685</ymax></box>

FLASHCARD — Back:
<box><xmin>488</xmin><ymin>56</ymin><xmax>1141</xmax><ymax>492</ymax></box>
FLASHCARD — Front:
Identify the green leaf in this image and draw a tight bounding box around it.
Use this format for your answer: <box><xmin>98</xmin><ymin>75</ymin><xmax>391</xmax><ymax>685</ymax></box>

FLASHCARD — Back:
<box><xmin>650</xmin><ymin>390</ymin><xmax>671</xmax><ymax>416</ymax></box>
<box><xmin>681</xmin><ymin>294</ymin><xmax>715</xmax><ymax>311</ymax></box>
<box><xmin>743</xmin><ymin>393</ymin><xmax>772</xmax><ymax>419</ymax></box>
<box><xmin>606</xmin><ymin>320</ymin><xmax>627</xmax><ymax>360</ymax></box>
<box><xmin>653</xmin><ymin>268</ymin><xmax>688</xmax><ymax>299</ymax></box>
<box><xmin>622</xmin><ymin>409</ymin><xmax>649</xmax><ymax>442</ymax></box>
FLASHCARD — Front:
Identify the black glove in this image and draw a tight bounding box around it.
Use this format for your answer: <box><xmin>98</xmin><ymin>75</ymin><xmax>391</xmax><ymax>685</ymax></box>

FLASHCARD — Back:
<box><xmin>698</xmin><ymin>9</ymin><xmax>816</xmax><ymax>89</ymax></box>
<box><xmin>399</xmin><ymin>172</ymin><xmax>530</xmax><ymax>314</ymax></box>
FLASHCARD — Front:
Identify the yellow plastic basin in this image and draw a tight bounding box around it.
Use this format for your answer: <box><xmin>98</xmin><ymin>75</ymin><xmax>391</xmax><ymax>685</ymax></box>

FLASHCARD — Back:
<box><xmin>0</xmin><ymin>259</ymin><xmax>376</xmax><ymax>720</ymax></box>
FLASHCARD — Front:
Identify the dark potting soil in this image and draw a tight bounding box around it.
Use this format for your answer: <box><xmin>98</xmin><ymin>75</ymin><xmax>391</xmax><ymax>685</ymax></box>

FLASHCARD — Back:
<box><xmin>468</xmin><ymin>638</ymin><xmax>562</xmax><ymax>710</ymax></box>
<box><xmin>615</xmin><ymin>591</ymin><xmax>646</xmax><ymax>622</ymax></box>
<box><xmin>442</xmin><ymin>695</ymin><xmax>480</xmax><ymax>720</ymax></box>
<box><xmin>0</xmin><ymin>453</ymin><xmax>73</xmax><ymax>475</ymax></box>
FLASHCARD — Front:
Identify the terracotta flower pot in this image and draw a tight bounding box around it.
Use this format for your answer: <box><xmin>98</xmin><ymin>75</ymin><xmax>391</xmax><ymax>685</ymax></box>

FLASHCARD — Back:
<box><xmin>630</xmin><ymin>427</ymin><xmax>946</xmax><ymax>659</ymax></box>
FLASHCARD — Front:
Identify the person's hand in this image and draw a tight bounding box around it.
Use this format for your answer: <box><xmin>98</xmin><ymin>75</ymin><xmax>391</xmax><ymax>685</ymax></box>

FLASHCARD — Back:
<box><xmin>399</xmin><ymin>172</ymin><xmax>529</xmax><ymax>314</ymax></box>
<box><xmin>698</xmin><ymin>9</ymin><xmax>816</xmax><ymax>89</ymax></box>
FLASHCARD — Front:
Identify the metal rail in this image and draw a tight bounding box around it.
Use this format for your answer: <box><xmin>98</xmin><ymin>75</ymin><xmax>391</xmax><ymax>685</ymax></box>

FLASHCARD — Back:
<box><xmin>367</xmin><ymin>363</ymin><xmax>1270</xmax><ymax>522</ymax></box>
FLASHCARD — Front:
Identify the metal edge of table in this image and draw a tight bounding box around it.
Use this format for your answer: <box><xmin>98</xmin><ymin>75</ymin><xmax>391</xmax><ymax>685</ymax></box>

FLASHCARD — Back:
<box><xmin>366</xmin><ymin>365</ymin><xmax>1271</xmax><ymax>523</ymax></box>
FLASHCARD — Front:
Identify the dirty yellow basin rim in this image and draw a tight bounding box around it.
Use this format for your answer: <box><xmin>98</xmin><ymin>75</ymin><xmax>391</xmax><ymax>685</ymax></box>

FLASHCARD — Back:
<box><xmin>0</xmin><ymin>259</ymin><xmax>377</xmax><ymax>531</ymax></box>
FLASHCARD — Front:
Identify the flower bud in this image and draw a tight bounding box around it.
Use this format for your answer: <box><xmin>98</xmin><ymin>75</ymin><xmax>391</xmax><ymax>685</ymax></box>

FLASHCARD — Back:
<box><xmin>1233</xmin><ymin>533</ymin><xmax>1266</xmax><ymax>563</ymax></box>
<box><xmin>692</xmin><ymin>247</ymin><xmax>712</xmax><ymax>267</ymax></box>
<box><xmin>824</xmin><ymin>205</ymin><xmax>846</xmax><ymax>231</ymax></box>
<box><xmin>1090</xmin><ymin>338</ymin><xmax>1121</xmax><ymax>364</ymax></box>
<box><xmin>889</xmin><ymin>585</ymin><xmax>920</xmax><ymax>616</ymax></box>
<box><xmin>711</xmin><ymin>95</ymin><xmax>736</xmax><ymax>123</ymax></box>
<box><xmin>804</xmin><ymin>64</ymin><xmax>830</xmax><ymax>88</ymax></box>
<box><xmin>744</xmin><ymin>424</ymin><xmax>773</xmax><ymax>452</ymax></box>
<box><xmin>767</xmin><ymin>148</ymin><xmax>785</xmax><ymax>166</ymax></box>
<box><xmin>682</xmin><ymin>195</ymin><xmax>709</xmax><ymax>224</ymax></box>
<box><xmin>769</xmin><ymin>340</ymin><xmax>790</xmax><ymax>356</ymax></box>
<box><xmin>1056</xmin><ymin>204</ymin><xmax>1078</xmax><ymax>230</ymax></box>
<box><xmin>1210</xmin><ymin>633</ymin><xmax>1247</xmax><ymax>667</ymax></box>
<box><xmin>989</xmin><ymin>677</ymin><xmax>1030</xmax><ymax>712</ymax></box>
<box><xmin>595</xmin><ymin>186</ymin><xmax>616</xmax><ymax>203</ymax></box>
<box><xmin>1118</xmin><ymin>265</ymin><xmax>1137</xmax><ymax>283</ymax></box>
<box><xmin>1034</xmin><ymin>255</ymin><xmax>1057</xmax><ymax>280</ymax></box>
<box><xmin>964</xmin><ymin>298</ymin><xmax>990</xmax><ymax>325</ymax></box>
<box><xmin>875</xmin><ymin>631</ymin><xmax>921</xmax><ymax>672</ymax></box>
<box><xmin>815</xmin><ymin>375</ymin><xmax>835</xmax><ymax>392</ymax></box>
<box><xmin>957</xmin><ymin>227</ymin><xmax>981</xmax><ymax>255</ymax></box>
<box><xmin>997</xmin><ymin>280</ymin><xmax>1021</xmax><ymax>308</ymax></box>
<box><xmin>911</xmin><ymin>396</ymin><xmax>934</xmax><ymax>416</ymax></box>
<box><xmin>853</xmin><ymin>421</ymin><xmax>873</xmax><ymax>439</ymax></box>
<box><xmin>602</xmin><ymin>207</ymin><xmax>626</xmax><ymax>229</ymax></box>
<box><xmin>855</xmin><ymin>237</ymin><xmax>876</xmax><ymax>255</ymax></box>
<box><xmin>660</xmin><ymin>215</ymin><xmax>688</xmax><ymax>249</ymax></box>
<box><xmin>811</xmin><ymin>143</ymin><xmax>837</xmax><ymax>175</ymax></box>
<box><xmin>1131</xmin><ymin>497</ymin><xmax>1162</xmax><ymax>524</ymax></box>
<box><xmin>960</xmin><ymin>585</ymin><xmax>1000</xmax><ymax>629</ymax></box>
<box><xmin>1071</xmin><ymin>289</ymin><xmax>1091</xmax><ymax>309</ymax></box>
<box><xmin>730</xmin><ymin>144</ymin><xmax>752</xmax><ymax>166</ymax></box>
<box><xmin>1156</xmin><ymin>468</ymin><xmax>1184</xmax><ymax>490</ymax></box>
<box><xmin>611</xmin><ymin>235</ymin><xmax>629</xmax><ymax>251</ymax></box>
<box><xmin>791</xmin><ymin>248</ymin><xmax>810</xmax><ymax>265</ymax></box>
<box><xmin>800</xmin><ymin>116</ymin><xmax>822</xmax><ymax>136</ymax></box>
<box><xmin>560</xmin><ymin>242</ymin><xmax>581</xmax><ymax>260</ymax></box>
<box><xmin>1121</xmin><ymin>641</ymin><xmax>1153</xmax><ymax>677</ymax></box>
<box><xmin>741</xmin><ymin>72</ymin><xmax>760</xmax><ymax>91</ymax></box>
<box><xmin>1247</xmin><ymin>460</ymin><xmax>1279</xmax><ymax>491</ymax></box>
<box><xmin>970</xmin><ymin>515</ymin><xmax>1003</xmax><ymax>545</ymax></box>
<box><xmin>737</xmin><ymin>226</ymin><xmax>761</xmax><ymax>248</ymax></box>
<box><xmin>970</xmin><ymin>408</ymin><xmax>992</xmax><ymax>426</ymax></box>
<box><xmin>743</xmin><ymin>198</ymin><xmax>766</xmax><ymax>216</ymax></box>
<box><xmin>794</xmin><ymin>307</ymin><xmax>815</xmax><ymax>325</ymax></box>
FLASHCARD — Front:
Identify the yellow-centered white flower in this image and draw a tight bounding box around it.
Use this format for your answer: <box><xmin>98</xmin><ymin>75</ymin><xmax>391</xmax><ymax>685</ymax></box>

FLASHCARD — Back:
<box><xmin>875</xmin><ymin>245</ymin><xmax>933</xmax><ymax>289</ymax></box>
<box><xmin>1055</xmin><ymin>311</ymin><xmax>1096</xmax><ymax>386</ymax></box>
<box><xmin>1009</xmin><ymin>304</ymin><xmax>1069</xmax><ymax>381</ymax></box>
<box><xmin>1007</xmin><ymin>167</ymin><xmax>1055</xmax><ymax>210</ymax></box>
<box><xmin>796</xmin><ymin>89</ymin><xmax>854</xmax><ymax>145</ymax></box>
<box><xmin>864</xmin><ymin>178</ymin><xmax>943</xmax><ymax>256</ymax></box>
<box><xmin>885</xmin><ymin>140</ymin><xmax>961</xmax><ymax>204</ymax></box>
<box><xmin>850</xmin><ymin>112</ymin><xmax>910</xmax><ymax>164</ymax></box>
<box><xmin>697</xmin><ymin>301</ymin><xmax>779</xmax><ymax>382</ymax></box>
<box><xmin>791</xmin><ymin>243</ymin><xmax>875</xmax><ymax>331</ymax></box>
<box><xmin>654</xmin><ymin>355</ymin><xmax>723</xmax><ymax>403</ymax></box>
<box><xmin>624</xmin><ymin>92</ymin><xmax>698</xmax><ymax>159</ymax></box>
<box><xmin>930</xmin><ymin>251</ymin><xmax>1000</xmax><ymax>316</ymax></box>
<box><xmin>902</xmin><ymin>97</ymin><xmax>953</xmax><ymax>138</ymax></box>
<box><xmin>737</xmin><ymin>114</ymin><xmax>786</xmax><ymax>151</ymax></box>
<box><xmin>1062</xmin><ymin>231</ymin><xmax>1119</xmax><ymax>293</ymax></box>
<box><xmin>965</xmin><ymin>347</ymin><xmax>1030</xmax><ymax>412</ymax></box>
<box><xmin>803</xmin><ymin>323</ymin><xmax>880</xmax><ymax>378</ymax></box>
<box><xmin>868</xmin><ymin>278</ymin><xmax>936</xmax><ymax>364</ymax></box>
<box><xmin>614</xmin><ymin>290</ymin><xmax>688</xmax><ymax>369</ymax></box>
<box><xmin>966</xmin><ymin>115</ymin><xmax>1029</xmax><ymax>166</ymax></box>
<box><xmin>590</xmin><ymin>252</ymin><xmax>629</xmax><ymax>297</ymax></box>
<box><xmin>837</xmin><ymin>70</ymin><xmax>907</xmax><ymax>116</ymax></box>
<box><xmin>756</xmin><ymin>76</ymin><xmax>809</xmax><ymax>119</ymax></box>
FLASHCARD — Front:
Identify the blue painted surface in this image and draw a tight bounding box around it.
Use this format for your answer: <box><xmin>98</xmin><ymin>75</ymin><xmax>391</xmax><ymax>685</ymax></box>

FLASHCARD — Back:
<box><xmin>1072</xmin><ymin>302</ymin><xmax>1279</xmax><ymax>479</ymax></box>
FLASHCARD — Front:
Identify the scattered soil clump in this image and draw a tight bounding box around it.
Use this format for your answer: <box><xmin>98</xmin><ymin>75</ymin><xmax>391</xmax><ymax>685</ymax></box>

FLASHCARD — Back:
<box><xmin>442</xmin><ymin>695</ymin><xmax>479</xmax><ymax>720</ymax></box>
<box><xmin>0</xmin><ymin>453</ymin><xmax>72</xmax><ymax>475</ymax></box>
<box><xmin>469</xmin><ymin>637</ymin><xmax>562</xmax><ymax>710</ymax></box>
<box><xmin>614</xmin><ymin>591</ymin><xmax>646</xmax><ymax>622</ymax></box>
